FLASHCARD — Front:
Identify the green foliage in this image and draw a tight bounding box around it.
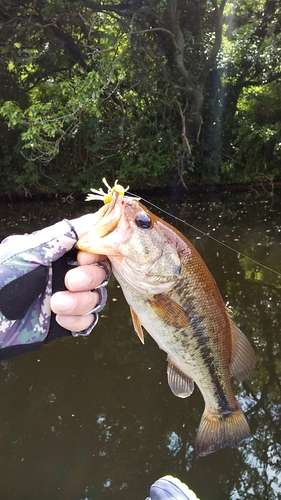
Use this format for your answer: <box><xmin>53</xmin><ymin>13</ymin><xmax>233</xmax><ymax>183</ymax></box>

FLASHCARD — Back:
<box><xmin>219</xmin><ymin>0</ymin><xmax>281</xmax><ymax>180</ymax></box>
<box><xmin>0</xmin><ymin>0</ymin><xmax>281</xmax><ymax>195</ymax></box>
<box><xmin>222</xmin><ymin>82</ymin><xmax>281</xmax><ymax>182</ymax></box>
<box><xmin>0</xmin><ymin>72</ymin><xmax>102</xmax><ymax>162</ymax></box>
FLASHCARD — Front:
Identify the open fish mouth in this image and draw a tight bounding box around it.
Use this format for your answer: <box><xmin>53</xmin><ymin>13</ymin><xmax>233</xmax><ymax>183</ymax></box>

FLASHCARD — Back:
<box><xmin>88</xmin><ymin>191</ymin><xmax>123</xmax><ymax>238</ymax></box>
<box><xmin>75</xmin><ymin>179</ymin><xmax>135</xmax><ymax>253</ymax></box>
<box><xmin>75</xmin><ymin>189</ymin><xmax>126</xmax><ymax>255</ymax></box>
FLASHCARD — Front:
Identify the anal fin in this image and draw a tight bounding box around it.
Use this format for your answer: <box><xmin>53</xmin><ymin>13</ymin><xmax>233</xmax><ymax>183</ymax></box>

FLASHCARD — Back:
<box><xmin>167</xmin><ymin>356</ymin><xmax>194</xmax><ymax>398</ymax></box>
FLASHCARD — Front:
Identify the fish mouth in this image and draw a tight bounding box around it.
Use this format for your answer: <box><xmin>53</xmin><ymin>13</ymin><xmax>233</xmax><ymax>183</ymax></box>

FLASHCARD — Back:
<box><xmin>75</xmin><ymin>191</ymin><xmax>123</xmax><ymax>253</ymax></box>
<box><xmin>93</xmin><ymin>191</ymin><xmax>123</xmax><ymax>237</ymax></box>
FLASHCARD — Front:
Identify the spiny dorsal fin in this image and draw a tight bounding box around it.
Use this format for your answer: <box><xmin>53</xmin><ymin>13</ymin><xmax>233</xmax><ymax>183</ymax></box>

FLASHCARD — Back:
<box><xmin>167</xmin><ymin>356</ymin><xmax>194</xmax><ymax>398</ymax></box>
<box><xmin>229</xmin><ymin>318</ymin><xmax>256</xmax><ymax>382</ymax></box>
<box><xmin>129</xmin><ymin>306</ymin><xmax>145</xmax><ymax>344</ymax></box>
<box><xmin>148</xmin><ymin>294</ymin><xmax>189</xmax><ymax>329</ymax></box>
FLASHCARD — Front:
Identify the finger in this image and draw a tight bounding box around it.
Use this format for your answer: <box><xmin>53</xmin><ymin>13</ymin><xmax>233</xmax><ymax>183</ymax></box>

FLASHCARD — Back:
<box><xmin>50</xmin><ymin>290</ymin><xmax>100</xmax><ymax>316</ymax></box>
<box><xmin>76</xmin><ymin>250</ymin><xmax>106</xmax><ymax>266</ymax></box>
<box><xmin>55</xmin><ymin>313</ymin><xmax>95</xmax><ymax>333</ymax></box>
<box><xmin>65</xmin><ymin>263</ymin><xmax>107</xmax><ymax>291</ymax></box>
<box><xmin>70</xmin><ymin>213</ymin><xmax>102</xmax><ymax>239</ymax></box>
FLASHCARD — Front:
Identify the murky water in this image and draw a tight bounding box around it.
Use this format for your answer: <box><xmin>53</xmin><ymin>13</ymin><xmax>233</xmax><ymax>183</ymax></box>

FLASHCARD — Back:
<box><xmin>0</xmin><ymin>190</ymin><xmax>280</xmax><ymax>500</ymax></box>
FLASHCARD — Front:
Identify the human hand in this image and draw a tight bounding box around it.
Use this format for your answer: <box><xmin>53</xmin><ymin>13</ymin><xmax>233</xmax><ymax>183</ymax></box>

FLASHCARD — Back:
<box><xmin>50</xmin><ymin>214</ymin><xmax>109</xmax><ymax>334</ymax></box>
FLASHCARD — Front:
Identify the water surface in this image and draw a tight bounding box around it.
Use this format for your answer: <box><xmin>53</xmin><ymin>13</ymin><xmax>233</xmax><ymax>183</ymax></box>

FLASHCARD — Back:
<box><xmin>0</xmin><ymin>191</ymin><xmax>280</xmax><ymax>500</ymax></box>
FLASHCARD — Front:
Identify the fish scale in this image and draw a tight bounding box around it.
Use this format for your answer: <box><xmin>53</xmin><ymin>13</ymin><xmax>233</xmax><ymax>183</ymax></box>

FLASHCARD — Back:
<box><xmin>76</xmin><ymin>187</ymin><xmax>256</xmax><ymax>456</ymax></box>
<box><xmin>167</xmin><ymin>253</ymin><xmax>235</xmax><ymax>406</ymax></box>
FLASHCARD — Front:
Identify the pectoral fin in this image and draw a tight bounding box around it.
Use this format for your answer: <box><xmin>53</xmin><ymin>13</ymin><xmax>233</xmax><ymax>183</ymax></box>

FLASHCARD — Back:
<box><xmin>229</xmin><ymin>318</ymin><xmax>256</xmax><ymax>382</ymax></box>
<box><xmin>167</xmin><ymin>356</ymin><xmax>194</xmax><ymax>398</ymax></box>
<box><xmin>129</xmin><ymin>306</ymin><xmax>145</xmax><ymax>344</ymax></box>
<box><xmin>148</xmin><ymin>294</ymin><xmax>189</xmax><ymax>329</ymax></box>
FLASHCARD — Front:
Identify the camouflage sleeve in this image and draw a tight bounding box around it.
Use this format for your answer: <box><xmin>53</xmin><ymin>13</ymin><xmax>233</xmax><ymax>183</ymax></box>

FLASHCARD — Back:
<box><xmin>0</xmin><ymin>219</ymin><xmax>78</xmax><ymax>350</ymax></box>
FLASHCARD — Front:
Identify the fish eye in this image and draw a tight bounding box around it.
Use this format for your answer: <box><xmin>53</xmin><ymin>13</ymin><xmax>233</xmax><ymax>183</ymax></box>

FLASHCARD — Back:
<box><xmin>135</xmin><ymin>212</ymin><xmax>152</xmax><ymax>229</ymax></box>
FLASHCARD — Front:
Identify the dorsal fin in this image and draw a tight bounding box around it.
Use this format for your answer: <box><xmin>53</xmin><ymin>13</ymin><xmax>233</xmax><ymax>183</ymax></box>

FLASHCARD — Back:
<box><xmin>229</xmin><ymin>318</ymin><xmax>256</xmax><ymax>382</ymax></box>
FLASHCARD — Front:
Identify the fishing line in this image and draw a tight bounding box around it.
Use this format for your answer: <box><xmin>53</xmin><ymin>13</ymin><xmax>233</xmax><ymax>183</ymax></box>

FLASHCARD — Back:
<box><xmin>128</xmin><ymin>191</ymin><xmax>281</xmax><ymax>278</ymax></box>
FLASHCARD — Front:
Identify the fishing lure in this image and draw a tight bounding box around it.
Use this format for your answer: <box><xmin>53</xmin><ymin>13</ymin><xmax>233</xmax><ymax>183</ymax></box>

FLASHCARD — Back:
<box><xmin>86</xmin><ymin>178</ymin><xmax>129</xmax><ymax>204</ymax></box>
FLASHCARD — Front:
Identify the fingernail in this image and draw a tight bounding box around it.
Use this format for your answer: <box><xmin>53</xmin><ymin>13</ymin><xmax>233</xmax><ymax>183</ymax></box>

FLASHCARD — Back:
<box><xmin>56</xmin><ymin>294</ymin><xmax>77</xmax><ymax>312</ymax></box>
<box><xmin>68</xmin><ymin>270</ymin><xmax>91</xmax><ymax>290</ymax></box>
<box><xmin>55</xmin><ymin>314</ymin><xmax>63</xmax><ymax>327</ymax></box>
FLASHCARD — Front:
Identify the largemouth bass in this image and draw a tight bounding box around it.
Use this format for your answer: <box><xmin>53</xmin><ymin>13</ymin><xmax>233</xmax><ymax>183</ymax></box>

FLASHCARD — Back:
<box><xmin>76</xmin><ymin>182</ymin><xmax>256</xmax><ymax>456</ymax></box>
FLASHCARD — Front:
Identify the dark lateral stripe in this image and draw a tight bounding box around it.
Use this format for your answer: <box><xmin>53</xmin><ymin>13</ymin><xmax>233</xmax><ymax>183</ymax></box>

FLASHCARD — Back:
<box><xmin>188</xmin><ymin>309</ymin><xmax>233</xmax><ymax>414</ymax></box>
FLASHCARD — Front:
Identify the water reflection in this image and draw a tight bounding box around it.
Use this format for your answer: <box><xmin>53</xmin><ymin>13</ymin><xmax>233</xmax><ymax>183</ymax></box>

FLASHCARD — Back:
<box><xmin>0</xmin><ymin>192</ymin><xmax>280</xmax><ymax>499</ymax></box>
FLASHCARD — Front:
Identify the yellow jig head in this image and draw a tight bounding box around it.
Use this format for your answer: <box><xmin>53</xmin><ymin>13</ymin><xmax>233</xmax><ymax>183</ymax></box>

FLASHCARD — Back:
<box><xmin>85</xmin><ymin>178</ymin><xmax>129</xmax><ymax>204</ymax></box>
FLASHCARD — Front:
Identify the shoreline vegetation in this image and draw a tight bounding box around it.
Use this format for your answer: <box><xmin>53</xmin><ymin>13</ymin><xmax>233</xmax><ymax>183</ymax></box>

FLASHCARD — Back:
<box><xmin>1</xmin><ymin>179</ymin><xmax>280</xmax><ymax>205</ymax></box>
<box><xmin>1</xmin><ymin>1</ymin><xmax>280</xmax><ymax>201</ymax></box>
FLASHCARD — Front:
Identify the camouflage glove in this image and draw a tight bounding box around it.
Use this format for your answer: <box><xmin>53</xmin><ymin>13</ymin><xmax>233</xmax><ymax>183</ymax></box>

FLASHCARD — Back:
<box><xmin>0</xmin><ymin>219</ymin><xmax>109</xmax><ymax>359</ymax></box>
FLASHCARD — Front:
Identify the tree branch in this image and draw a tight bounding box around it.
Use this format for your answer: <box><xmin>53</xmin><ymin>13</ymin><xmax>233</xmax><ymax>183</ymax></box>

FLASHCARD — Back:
<box><xmin>200</xmin><ymin>0</ymin><xmax>227</xmax><ymax>83</ymax></box>
<box><xmin>166</xmin><ymin>0</ymin><xmax>197</xmax><ymax>94</ymax></box>
<box><xmin>174</xmin><ymin>99</ymin><xmax>192</xmax><ymax>155</ymax></box>
<box><xmin>241</xmin><ymin>72</ymin><xmax>281</xmax><ymax>88</ymax></box>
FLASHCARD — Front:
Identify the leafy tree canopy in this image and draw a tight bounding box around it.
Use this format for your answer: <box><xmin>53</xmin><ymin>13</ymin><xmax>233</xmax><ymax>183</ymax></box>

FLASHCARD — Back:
<box><xmin>0</xmin><ymin>0</ymin><xmax>280</xmax><ymax>195</ymax></box>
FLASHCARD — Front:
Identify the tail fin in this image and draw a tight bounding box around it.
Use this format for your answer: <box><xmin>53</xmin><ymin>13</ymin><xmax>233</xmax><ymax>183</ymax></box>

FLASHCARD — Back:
<box><xmin>195</xmin><ymin>404</ymin><xmax>251</xmax><ymax>456</ymax></box>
